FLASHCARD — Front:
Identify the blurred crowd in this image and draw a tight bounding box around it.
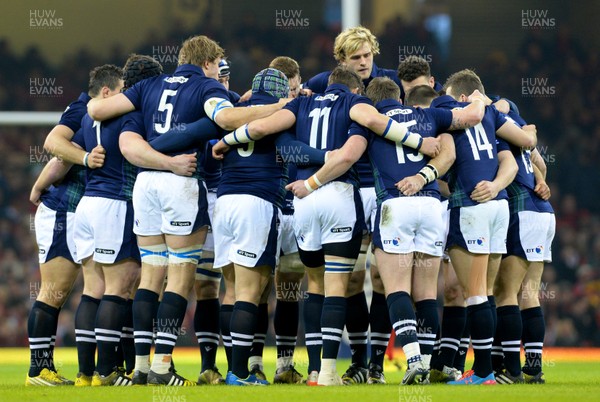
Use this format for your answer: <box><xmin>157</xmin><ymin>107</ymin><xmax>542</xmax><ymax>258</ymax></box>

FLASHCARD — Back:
<box><xmin>1</xmin><ymin>17</ymin><xmax>599</xmax><ymax>347</ymax></box>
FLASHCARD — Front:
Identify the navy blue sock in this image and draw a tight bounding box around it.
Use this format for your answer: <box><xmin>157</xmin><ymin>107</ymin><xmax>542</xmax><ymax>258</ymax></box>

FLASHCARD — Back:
<box><xmin>230</xmin><ymin>301</ymin><xmax>258</xmax><ymax>378</ymax></box>
<box><xmin>95</xmin><ymin>295</ymin><xmax>128</xmax><ymax>376</ymax></box>
<box><xmin>49</xmin><ymin>308</ymin><xmax>60</xmax><ymax>371</ymax></box>
<box><xmin>132</xmin><ymin>289</ymin><xmax>159</xmax><ymax>359</ymax></box>
<box><xmin>415</xmin><ymin>299</ymin><xmax>439</xmax><ymax>358</ymax></box>
<box><xmin>387</xmin><ymin>291</ymin><xmax>421</xmax><ymax>366</ymax></box>
<box><xmin>321</xmin><ymin>296</ymin><xmax>346</xmax><ymax>359</ymax></box>
<box><xmin>521</xmin><ymin>307</ymin><xmax>545</xmax><ymax>375</ymax></box>
<box><xmin>275</xmin><ymin>300</ymin><xmax>298</xmax><ymax>360</ymax></box>
<box><xmin>488</xmin><ymin>296</ymin><xmax>503</xmax><ymax>372</ymax></box>
<box><xmin>346</xmin><ymin>292</ymin><xmax>368</xmax><ymax>368</ymax></box>
<box><xmin>496</xmin><ymin>305</ymin><xmax>522</xmax><ymax>375</ymax></box>
<box><xmin>468</xmin><ymin>301</ymin><xmax>493</xmax><ymax>378</ymax></box>
<box><xmin>75</xmin><ymin>295</ymin><xmax>100</xmax><ymax>376</ymax></box>
<box><xmin>120</xmin><ymin>299</ymin><xmax>135</xmax><ymax>373</ymax></box>
<box><xmin>154</xmin><ymin>292</ymin><xmax>188</xmax><ymax>355</ymax></box>
<box><xmin>194</xmin><ymin>298</ymin><xmax>220</xmax><ymax>371</ymax></box>
<box><xmin>433</xmin><ymin>306</ymin><xmax>465</xmax><ymax>371</ymax></box>
<box><xmin>387</xmin><ymin>292</ymin><xmax>419</xmax><ymax>347</ymax></box>
<box><xmin>454</xmin><ymin>319</ymin><xmax>470</xmax><ymax>373</ymax></box>
<box><xmin>220</xmin><ymin>304</ymin><xmax>234</xmax><ymax>372</ymax></box>
<box><xmin>28</xmin><ymin>301</ymin><xmax>59</xmax><ymax>376</ymax></box>
<box><xmin>304</xmin><ymin>293</ymin><xmax>324</xmax><ymax>373</ymax></box>
<box><xmin>369</xmin><ymin>291</ymin><xmax>391</xmax><ymax>368</ymax></box>
<box><xmin>250</xmin><ymin>303</ymin><xmax>268</xmax><ymax>361</ymax></box>
<box><xmin>488</xmin><ymin>295</ymin><xmax>497</xmax><ymax>332</ymax></box>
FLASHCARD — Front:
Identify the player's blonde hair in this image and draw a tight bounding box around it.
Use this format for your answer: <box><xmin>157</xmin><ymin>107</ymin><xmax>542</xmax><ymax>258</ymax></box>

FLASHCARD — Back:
<box><xmin>333</xmin><ymin>26</ymin><xmax>380</xmax><ymax>63</ymax></box>
<box><xmin>178</xmin><ymin>35</ymin><xmax>225</xmax><ymax>67</ymax></box>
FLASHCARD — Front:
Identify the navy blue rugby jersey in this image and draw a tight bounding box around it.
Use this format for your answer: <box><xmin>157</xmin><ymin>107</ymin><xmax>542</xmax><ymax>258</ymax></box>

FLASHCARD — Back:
<box><xmin>283</xmin><ymin>83</ymin><xmax>370</xmax><ymax>187</ymax></box>
<box><xmin>40</xmin><ymin>130</ymin><xmax>87</xmax><ymax>213</ymax></box>
<box><xmin>217</xmin><ymin>91</ymin><xmax>288</xmax><ymax>208</ymax></box>
<box><xmin>432</xmin><ymin>95</ymin><xmax>509</xmax><ymax>208</ymax></box>
<box><xmin>80</xmin><ymin>112</ymin><xmax>143</xmax><ymax>200</ymax></box>
<box><xmin>59</xmin><ymin>92</ymin><xmax>91</xmax><ymax>132</ymax></box>
<box><xmin>369</xmin><ymin>99</ymin><xmax>452</xmax><ymax>202</ymax></box>
<box><xmin>304</xmin><ymin>63</ymin><xmax>401</xmax><ymax>95</ymax></box>
<box><xmin>123</xmin><ymin>64</ymin><xmax>230</xmax><ymax>160</ymax></box>
<box><xmin>502</xmin><ymin>110</ymin><xmax>554</xmax><ymax>214</ymax></box>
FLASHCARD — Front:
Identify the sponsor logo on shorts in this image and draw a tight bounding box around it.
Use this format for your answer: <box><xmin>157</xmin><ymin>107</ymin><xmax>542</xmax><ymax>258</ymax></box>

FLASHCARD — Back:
<box><xmin>435</xmin><ymin>241</ymin><xmax>443</xmax><ymax>247</ymax></box>
<box><xmin>237</xmin><ymin>249</ymin><xmax>257</xmax><ymax>259</ymax></box>
<box><xmin>39</xmin><ymin>249</ymin><xmax>46</xmax><ymax>254</ymax></box>
<box><xmin>170</xmin><ymin>220</ymin><xmax>192</xmax><ymax>227</ymax></box>
<box><xmin>330</xmin><ymin>226</ymin><xmax>352</xmax><ymax>233</ymax></box>
<box><xmin>383</xmin><ymin>237</ymin><xmax>401</xmax><ymax>246</ymax></box>
<box><xmin>135</xmin><ymin>219</ymin><xmax>140</xmax><ymax>227</ymax></box>
<box><xmin>467</xmin><ymin>237</ymin><xmax>485</xmax><ymax>246</ymax></box>
<box><xmin>95</xmin><ymin>248</ymin><xmax>115</xmax><ymax>255</ymax></box>
<box><xmin>526</xmin><ymin>245</ymin><xmax>544</xmax><ymax>254</ymax></box>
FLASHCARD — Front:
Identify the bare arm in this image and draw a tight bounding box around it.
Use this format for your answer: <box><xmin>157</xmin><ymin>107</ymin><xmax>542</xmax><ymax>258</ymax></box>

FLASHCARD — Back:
<box><xmin>396</xmin><ymin>133</ymin><xmax>456</xmax><ymax>196</ymax></box>
<box><xmin>214</xmin><ymin>99</ymin><xmax>289</xmax><ymax>131</ymax></box>
<box><xmin>349</xmin><ymin>103</ymin><xmax>440</xmax><ymax>157</ymax></box>
<box><xmin>470</xmin><ymin>149</ymin><xmax>518</xmax><ymax>203</ymax></box>
<box><xmin>30</xmin><ymin>157</ymin><xmax>73</xmax><ymax>205</ymax></box>
<box><xmin>437</xmin><ymin>179</ymin><xmax>451</xmax><ymax>198</ymax></box>
<box><xmin>285</xmin><ymin>135</ymin><xmax>368</xmax><ymax>199</ymax></box>
<box><xmin>119</xmin><ymin>131</ymin><xmax>197</xmax><ymax>176</ymax></box>
<box><xmin>43</xmin><ymin>124</ymin><xmax>84</xmax><ymax>164</ymax></box>
<box><xmin>530</xmin><ymin>148</ymin><xmax>547</xmax><ymax>179</ymax></box>
<box><xmin>212</xmin><ymin>108</ymin><xmax>298</xmax><ymax>159</ymax></box>
<box><xmin>87</xmin><ymin>93</ymin><xmax>135</xmax><ymax>121</ymax></box>
<box><xmin>448</xmin><ymin>91</ymin><xmax>485</xmax><ymax>130</ymax></box>
<box><xmin>496</xmin><ymin>122</ymin><xmax>537</xmax><ymax>149</ymax></box>
<box><xmin>531</xmin><ymin>149</ymin><xmax>550</xmax><ymax>200</ymax></box>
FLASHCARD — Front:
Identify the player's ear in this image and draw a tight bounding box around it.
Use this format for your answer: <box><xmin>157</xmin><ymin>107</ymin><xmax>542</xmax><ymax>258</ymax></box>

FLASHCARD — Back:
<box><xmin>100</xmin><ymin>86</ymin><xmax>111</xmax><ymax>98</ymax></box>
<box><xmin>429</xmin><ymin>76</ymin><xmax>435</xmax><ymax>87</ymax></box>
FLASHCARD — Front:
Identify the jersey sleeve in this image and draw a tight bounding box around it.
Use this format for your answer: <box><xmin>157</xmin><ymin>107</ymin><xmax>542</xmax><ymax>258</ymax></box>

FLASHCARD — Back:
<box><xmin>58</xmin><ymin>94</ymin><xmax>89</xmax><ymax>132</ymax></box>
<box><xmin>275</xmin><ymin>131</ymin><xmax>327</xmax><ymax>166</ymax></box>
<box><xmin>507</xmin><ymin>110</ymin><xmax>527</xmax><ymax>126</ymax></box>
<box><xmin>349</xmin><ymin>94</ymin><xmax>372</xmax><ymax>108</ymax></box>
<box><xmin>123</xmin><ymin>81</ymin><xmax>144</xmax><ymax>110</ymax></box>
<box><xmin>493</xmin><ymin>108</ymin><xmax>509</xmax><ymax>130</ymax></box>
<box><xmin>348</xmin><ymin>121</ymin><xmax>369</xmax><ymax>141</ymax></box>
<box><xmin>428</xmin><ymin>108</ymin><xmax>453</xmax><ymax>132</ymax></box>
<box><xmin>303</xmin><ymin>72</ymin><xmax>329</xmax><ymax>93</ymax></box>
<box><xmin>496</xmin><ymin>137</ymin><xmax>511</xmax><ymax>153</ymax></box>
<box><xmin>150</xmin><ymin>117</ymin><xmax>222</xmax><ymax>153</ymax></box>
<box><xmin>121</xmin><ymin>111</ymin><xmax>145</xmax><ymax>137</ymax></box>
<box><xmin>283</xmin><ymin>97</ymin><xmax>302</xmax><ymax>115</ymax></box>
<box><xmin>71</xmin><ymin>128</ymin><xmax>86</xmax><ymax>148</ymax></box>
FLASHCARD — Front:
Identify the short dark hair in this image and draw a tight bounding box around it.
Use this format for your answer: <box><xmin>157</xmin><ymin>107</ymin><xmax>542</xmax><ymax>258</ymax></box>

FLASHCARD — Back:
<box><xmin>366</xmin><ymin>77</ymin><xmax>400</xmax><ymax>104</ymax></box>
<box><xmin>404</xmin><ymin>85</ymin><xmax>439</xmax><ymax>107</ymax></box>
<box><xmin>443</xmin><ymin>69</ymin><xmax>485</xmax><ymax>98</ymax></box>
<box><xmin>328</xmin><ymin>66</ymin><xmax>363</xmax><ymax>93</ymax></box>
<box><xmin>88</xmin><ymin>64</ymin><xmax>123</xmax><ymax>97</ymax></box>
<box><xmin>269</xmin><ymin>56</ymin><xmax>300</xmax><ymax>80</ymax></box>
<box><xmin>397</xmin><ymin>56</ymin><xmax>431</xmax><ymax>82</ymax></box>
<box><xmin>122</xmin><ymin>54</ymin><xmax>163</xmax><ymax>90</ymax></box>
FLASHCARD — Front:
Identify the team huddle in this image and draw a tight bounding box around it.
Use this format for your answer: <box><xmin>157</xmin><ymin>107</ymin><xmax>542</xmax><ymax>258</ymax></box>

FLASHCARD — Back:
<box><xmin>26</xmin><ymin>26</ymin><xmax>554</xmax><ymax>387</ymax></box>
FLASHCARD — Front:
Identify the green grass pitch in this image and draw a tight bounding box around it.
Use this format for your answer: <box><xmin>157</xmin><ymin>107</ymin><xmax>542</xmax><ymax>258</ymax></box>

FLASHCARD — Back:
<box><xmin>1</xmin><ymin>347</ymin><xmax>599</xmax><ymax>402</ymax></box>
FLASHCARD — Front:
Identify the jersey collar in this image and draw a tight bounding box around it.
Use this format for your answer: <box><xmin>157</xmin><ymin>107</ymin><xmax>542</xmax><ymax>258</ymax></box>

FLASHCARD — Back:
<box><xmin>173</xmin><ymin>63</ymin><xmax>206</xmax><ymax>77</ymax></box>
<box><xmin>375</xmin><ymin>98</ymin><xmax>403</xmax><ymax>111</ymax></box>
<box><xmin>80</xmin><ymin>92</ymin><xmax>92</xmax><ymax>104</ymax></box>
<box><xmin>325</xmin><ymin>83</ymin><xmax>352</xmax><ymax>94</ymax></box>
<box><xmin>247</xmin><ymin>91</ymin><xmax>279</xmax><ymax>105</ymax></box>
